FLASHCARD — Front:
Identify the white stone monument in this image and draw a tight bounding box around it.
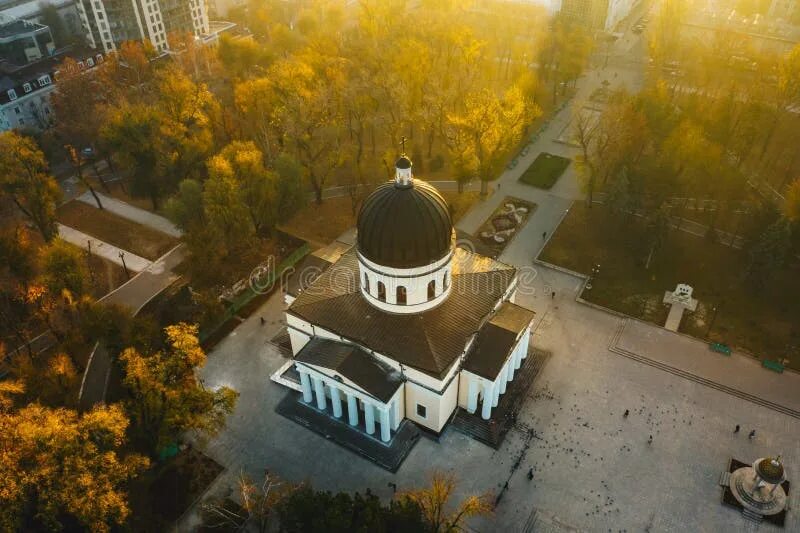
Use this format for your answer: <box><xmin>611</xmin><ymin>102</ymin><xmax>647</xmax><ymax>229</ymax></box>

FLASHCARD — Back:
<box><xmin>662</xmin><ymin>283</ymin><xmax>698</xmax><ymax>332</ymax></box>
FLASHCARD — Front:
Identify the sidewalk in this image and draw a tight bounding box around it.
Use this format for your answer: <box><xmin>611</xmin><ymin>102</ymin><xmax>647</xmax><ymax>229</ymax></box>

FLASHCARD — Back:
<box><xmin>77</xmin><ymin>191</ymin><xmax>182</xmax><ymax>238</ymax></box>
<box><xmin>57</xmin><ymin>223</ymin><xmax>151</xmax><ymax>272</ymax></box>
<box><xmin>79</xmin><ymin>244</ymin><xmax>186</xmax><ymax>412</ymax></box>
<box><xmin>615</xmin><ymin>318</ymin><xmax>800</xmax><ymax>415</ymax></box>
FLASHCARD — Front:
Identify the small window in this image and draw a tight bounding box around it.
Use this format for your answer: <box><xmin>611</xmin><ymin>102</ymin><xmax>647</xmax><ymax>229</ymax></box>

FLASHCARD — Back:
<box><xmin>363</xmin><ymin>272</ymin><xmax>369</xmax><ymax>294</ymax></box>
<box><xmin>416</xmin><ymin>404</ymin><xmax>427</xmax><ymax>418</ymax></box>
<box><xmin>377</xmin><ymin>282</ymin><xmax>386</xmax><ymax>302</ymax></box>
<box><xmin>38</xmin><ymin>75</ymin><xmax>51</xmax><ymax>85</ymax></box>
<box><xmin>96</xmin><ymin>54</ymin><xmax>104</xmax><ymax>63</ymax></box>
<box><xmin>14</xmin><ymin>106</ymin><xmax>20</xmax><ymax>114</ymax></box>
<box><xmin>87</xmin><ymin>57</ymin><xmax>95</xmax><ymax>67</ymax></box>
<box><xmin>396</xmin><ymin>286</ymin><xmax>406</xmax><ymax>305</ymax></box>
<box><xmin>7</xmin><ymin>89</ymin><xmax>17</xmax><ymax>100</ymax></box>
<box><xmin>427</xmin><ymin>280</ymin><xmax>435</xmax><ymax>301</ymax></box>
<box><xmin>23</xmin><ymin>83</ymin><xmax>31</xmax><ymax>93</ymax></box>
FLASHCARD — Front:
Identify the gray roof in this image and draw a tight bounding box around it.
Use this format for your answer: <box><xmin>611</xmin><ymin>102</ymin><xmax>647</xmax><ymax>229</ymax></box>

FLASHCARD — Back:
<box><xmin>463</xmin><ymin>301</ymin><xmax>535</xmax><ymax>380</ymax></box>
<box><xmin>288</xmin><ymin>247</ymin><xmax>517</xmax><ymax>379</ymax></box>
<box><xmin>295</xmin><ymin>338</ymin><xmax>403</xmax><ymax>402</ymax></box>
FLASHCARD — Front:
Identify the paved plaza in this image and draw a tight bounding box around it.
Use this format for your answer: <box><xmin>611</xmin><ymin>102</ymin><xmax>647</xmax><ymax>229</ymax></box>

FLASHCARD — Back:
<box><xmin>185</xmin><ymin>13</ymin><xmax>800</xmax><ymax>531</ymax></box>
<box><xmin>189</xmin><ymin>262</ymin><xmax>800</xmax><ymax>532</ymax></box>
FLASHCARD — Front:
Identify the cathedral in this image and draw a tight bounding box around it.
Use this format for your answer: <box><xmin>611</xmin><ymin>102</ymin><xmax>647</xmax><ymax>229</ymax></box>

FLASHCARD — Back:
<box><xmin>281</xmin><ymin>155</ymin><xmax>535</xmax><ymax>442</ymax></box>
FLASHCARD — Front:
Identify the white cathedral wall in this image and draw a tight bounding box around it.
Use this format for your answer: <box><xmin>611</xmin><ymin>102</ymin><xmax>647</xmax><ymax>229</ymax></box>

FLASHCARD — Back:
<box><xmin>405</xmin><ymin>376</ymin><xmax>459</xmax><ymax>433</ymax></box>
<box><xmin>358</xmin><ymin>251</ymin><xmax>453</xmax><ymax>313</ymax></box>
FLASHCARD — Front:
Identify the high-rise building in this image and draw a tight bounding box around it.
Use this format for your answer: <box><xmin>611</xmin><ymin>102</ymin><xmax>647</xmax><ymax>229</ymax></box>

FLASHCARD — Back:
<box><xmin>74</xmin><ymin>0</ymin><xmax>208</xmax><ymax>53</ymax></box>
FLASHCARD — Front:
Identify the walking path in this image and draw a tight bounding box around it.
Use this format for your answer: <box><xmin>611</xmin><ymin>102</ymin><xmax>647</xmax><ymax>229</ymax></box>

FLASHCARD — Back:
<box><xmin>77</xmin><ymin>191</ymin><xmax>182</xmax><ymax>237</ymax></box>
<box><xmin>78</xmin><ymin>243</ymin><xmax>186</xmax><ymax>411</ymax></box>
<box><xmin>57</xmin><ymin>223</ymin><xmax>151</xmax><ymax>272</ymax></box>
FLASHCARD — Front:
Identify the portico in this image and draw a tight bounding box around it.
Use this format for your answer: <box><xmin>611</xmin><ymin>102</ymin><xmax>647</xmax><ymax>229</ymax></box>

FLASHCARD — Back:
<box><xmin>294</xmin><ymin>338</ymin><xmax>403</xmax><ymax>443</ymax></box>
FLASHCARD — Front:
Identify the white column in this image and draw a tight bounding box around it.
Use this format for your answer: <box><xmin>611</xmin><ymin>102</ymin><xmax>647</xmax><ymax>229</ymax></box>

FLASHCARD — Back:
<box><xmin>347</xmin><ymin>393</ymin><xmax>359</xmax><ymax>426</ymax></box>
<box><xmin>507</xmin><ymin>355</ymin><xmax>516</xmax><ymax>382</ymax></box>
<box><xmin>514</xmin><ymin>343</ymin><xmax>523</xmax><ymax>370</ymax></box>
<box><xmin>492</xmin><ymin>378</ymin><xmax>500</xmax><ymax>407</ymax></box>
<box><xmin>299</xmin><ymin>371</ymin><xmax>313</xmax><ymax>403</ymax></box>
<box><xmin>498</xmin><ymin>365</ymin><xmax>508</xmax><ymax>395</ymax></box>
<box><xmin>312</xmin><ymin>376</ymin><xmax>326</xmax><ymax>410</ymax></box>
<box><xmin>467</xmin><ymin>378</ymin><xmax>479</xmax><ymax>413</ymax></box>
<box><xmin>330</xmin><ymin>386</ymin><xmax>342</xmax><ymax>418</ymax></box>
<box><xmin>481</xmin><ymin>382</ymin><xmax>494</xmax><ymax>420</ymax></box>
<box><xmin>379</xmin><ymin>408</ymin><xmax>391</xmax><ymax>442</ymax></box>
<box><xmin>364</xmin><ymin>402</ymin><xmax>376</xmax><ymax>434</ymax></box>
<box><xmin>392</xmin><ymin>398</ymin><xmax>401</xmax><ymax>430</ymax></box>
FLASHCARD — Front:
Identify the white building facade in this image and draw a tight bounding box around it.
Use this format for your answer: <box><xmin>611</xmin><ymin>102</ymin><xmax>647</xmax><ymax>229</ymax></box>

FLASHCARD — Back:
<box><xmin>281</xmin><ymin>156</ymin><xmax>535</xmax><ymax>442</ymax></box>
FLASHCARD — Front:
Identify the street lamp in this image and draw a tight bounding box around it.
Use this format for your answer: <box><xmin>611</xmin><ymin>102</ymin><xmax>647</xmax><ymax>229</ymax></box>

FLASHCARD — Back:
<box><xmin>705</xmin><ymin>304</ymin><xmax>720</xmax><ymax>338</ymax></box>
<box><xmin>586</xmin><ymin>263</ymin><xmax>601</xmax><ymax>290</ymax></box>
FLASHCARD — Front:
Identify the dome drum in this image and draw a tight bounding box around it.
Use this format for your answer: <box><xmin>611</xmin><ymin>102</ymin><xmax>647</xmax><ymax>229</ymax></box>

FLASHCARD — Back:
<box><xmin>356</xmin><ymin>155</ymin><xmax>456</xmax><ymax>314</ymax></box>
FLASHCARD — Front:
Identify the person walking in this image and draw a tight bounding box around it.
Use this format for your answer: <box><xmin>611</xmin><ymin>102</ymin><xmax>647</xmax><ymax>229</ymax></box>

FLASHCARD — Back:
<box><xmin>623</xmin><ymin>409</ymin><xmax>629</xmax><ymax>418</ymax></box>
<box><xmin>551</xmin><ymin>291</ymin><xmax>556</xmax><ymax>299</ymax></box>
<box><xmin>749</xmin><ymin>430</ymin><xmax>756</xmax><ymax>439</ymax></box>
<box><xmin>527</xmin><ymin>468</ymin><xmax>534</xmax><ymax>480</ymax></box>
<box><xmin>260</xmin><ymin>317</ymin><xmax>265</xmax><ymax>326</ymax></box>
<box><xmin>647</xmin><ymin>435</ymin><xmax>653</xmax><ymax>445</ymax></box>
<box><xmin>542</xmin><ymin>231</ymin><xmax>547</xmax><ymax>240</ymax></box>
<box><xmin>734</xmin><ymin>425</ymin><xmax>740</xmax><ymax>433</ymax></box>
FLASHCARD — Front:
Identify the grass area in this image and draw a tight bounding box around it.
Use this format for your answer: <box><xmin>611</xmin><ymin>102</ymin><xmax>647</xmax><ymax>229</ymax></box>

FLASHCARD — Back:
<box><xmin>540</xmin><ymin>204</ymin><xmax>800</xmax><ymax>370</ymax></box>
<box><xmin>280</xmin><ymin>189</ymin><xmax>481</xmax><ymax>248</ymax></box>
<box><xmin>57</xmin><ymin>200</ymin><xmax>177</xmax><ymax>260</ymax></box>
<box><xmin>518</xmin><ymin>152</ymin><xmax>571</xmax><ymax>189</ymax></box>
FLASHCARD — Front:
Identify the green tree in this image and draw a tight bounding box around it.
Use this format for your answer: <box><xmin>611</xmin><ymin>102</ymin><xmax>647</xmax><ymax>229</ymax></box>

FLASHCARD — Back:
<box><xmin>120</xmin><ymin>323</ymin><xmax>238</xmax><ymax>455</ymax></box>
<box><xmin>0</xmin><ymin>131</ymin><xmax>61</xmax><ymax>241</ymax></box>
<box><xmin>39</xmin><ymin>238</ymin><xmax>88</xmax><ymax>297</ymax></box>
<box><xmin>746</xmin><ymin>217</ymin><xmax>793</xmax><ymax>286</ymax></box>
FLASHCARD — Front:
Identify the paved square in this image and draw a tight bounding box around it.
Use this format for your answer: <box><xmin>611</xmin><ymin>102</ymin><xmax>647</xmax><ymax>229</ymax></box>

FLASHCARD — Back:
<box><xmin>189</xmin><ymin>264</ymin><xmax>800</xmax><ymax>532</ymax></box>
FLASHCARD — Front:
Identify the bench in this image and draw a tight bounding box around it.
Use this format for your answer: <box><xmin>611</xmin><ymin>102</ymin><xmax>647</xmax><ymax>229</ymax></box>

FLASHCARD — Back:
<box><xmin>709</xmin><ymin>342</ymin><xmax>732</xmax><ymax>356</ymax></box>
<box><xmin>762</xmin><ymin>359</ymin><xmax>784</xmax><ymax>374</ymax></box>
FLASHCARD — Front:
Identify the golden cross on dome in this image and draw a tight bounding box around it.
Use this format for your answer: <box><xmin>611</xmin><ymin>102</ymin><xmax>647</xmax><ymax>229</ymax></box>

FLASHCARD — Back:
<box><xmin>400</xmin><ymin>136</ymin><xmax>407</xmax><ymax>154</ymax></box>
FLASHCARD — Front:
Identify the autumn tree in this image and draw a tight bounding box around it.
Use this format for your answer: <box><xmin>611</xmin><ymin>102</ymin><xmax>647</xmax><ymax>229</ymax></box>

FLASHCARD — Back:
<box><xmin>102</xmin><ymin>68</ymin><xmax>215</xmax><ymax>210</ymax></box>
<box><xmin>397</xmin><ymin>471</ymin><xmax>493</xmax><ymax>532</ymax></box>
<box><xmin>746</xmin><ymin>217</ymin><xmax>793</xmax><ymax>286</ymax></box>
<box><xmin>445</xmin><ymin>86</ymin><xmax>536</xmax><ymax>195</ymax></box>
<box><xmin>785</xmin><ymin>179</ymin><xmax>800</xmax><ymax>223</ymax></box>
<box><xmin>38</xmin><ymin>238</ymin><xmax>88</xmax><ymax>297</ymax></box>
<box><xmin>0</xmin><ymin>131</ymin><xmax>61</xmax><ymax>241</ymax></box>
<box><xmin>0</xmin><ymin>403</ymin><xmax>148</xmax><ymax>532</ymax></box>
<box><xmin>206</xmin><ymin>141</ymin><xmax>279</xmax><ymax>237</ymax></box>
<box><xmin>120</xmin><ymin>323</ymin><xmax>238</xmax><ymax>455</ymax></box>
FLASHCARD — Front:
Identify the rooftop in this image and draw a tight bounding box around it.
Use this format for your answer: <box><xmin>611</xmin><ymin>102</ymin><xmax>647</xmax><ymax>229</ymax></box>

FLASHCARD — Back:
<box><xmin>295</xmin><ymin>338</ymin><xmax>403</xmax><ymax>403</ymax></box>
<box><xmin>288</xmin><ymin>247</ymin><xmax>517</xmax><ymax>379</ymax></box>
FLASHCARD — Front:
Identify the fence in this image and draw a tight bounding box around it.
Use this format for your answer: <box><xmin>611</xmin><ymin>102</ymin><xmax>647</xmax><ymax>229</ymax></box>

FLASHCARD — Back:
<box><xmin>199</xmin><ymin>244</ymin><xmax>310</xmax><ymax>343</ymax></box>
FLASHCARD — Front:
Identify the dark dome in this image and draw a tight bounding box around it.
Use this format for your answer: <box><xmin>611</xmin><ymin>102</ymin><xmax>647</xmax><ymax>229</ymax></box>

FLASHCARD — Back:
<box><xmin>756</xmin><ymin>457</ymin><xmax>785</xmax><ymax>484</ymax></box>
<box><xmin>357</xmin><ymin>180</ymin><xmax>453</xmax><ymax>268</ymax></box>
<box><xmin>396</xmin><ymin>156</ymin><xmax>412</xmax><ymax>169</ymax></box>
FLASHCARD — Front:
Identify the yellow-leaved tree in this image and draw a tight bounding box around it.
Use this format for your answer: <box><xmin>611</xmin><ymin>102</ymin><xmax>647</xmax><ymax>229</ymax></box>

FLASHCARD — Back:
<box><xmin>121</xmin><ymin>323</ymin><xmax>238</xmax><ymax>455</ymax></box>
<box><xmin>397</xmin><ymin>471</ymin><xmax>493</xmax><ymax>532</ymax></box>
<box><xmin>0</xmin><ymin>402</ymin><xmax>148</xmax><ymax>532</ymax></box>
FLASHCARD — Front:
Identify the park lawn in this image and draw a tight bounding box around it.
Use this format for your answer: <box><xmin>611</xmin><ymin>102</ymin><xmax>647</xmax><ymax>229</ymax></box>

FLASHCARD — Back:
<box><xmin>519</xmin><ymin>152</ymin><xmax>571</xmax><ymax>189</ymax></box>
<box><xmin>540</xmin><ymin>204</ymin><xmax>800</xmax><ymax>370</ymax></box>
<box><xmin>57</xmin><ymin>200</ymin><xmax>177</xmax><ymax>260</ymax></box>
<box><xmin>280</xmin><ymin>190</ymin><xmax>480</xmax><ymax>248</ymax></box>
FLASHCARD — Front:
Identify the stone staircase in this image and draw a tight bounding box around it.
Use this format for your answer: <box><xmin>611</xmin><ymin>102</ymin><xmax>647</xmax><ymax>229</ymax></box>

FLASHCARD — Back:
<box><xmin>718</xmin><ymin>471</ymin><xmax>731</xmax><ymax>487</ymax></box>
<box><xmin>451</xmin><ymin>348</ymin><xmax>550</xmax><ymax>448</ymax></box>
<box><xmin>741</xmin><ymin>509</ymin><xmax>762</xmax><ymax>532</ymax></box>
